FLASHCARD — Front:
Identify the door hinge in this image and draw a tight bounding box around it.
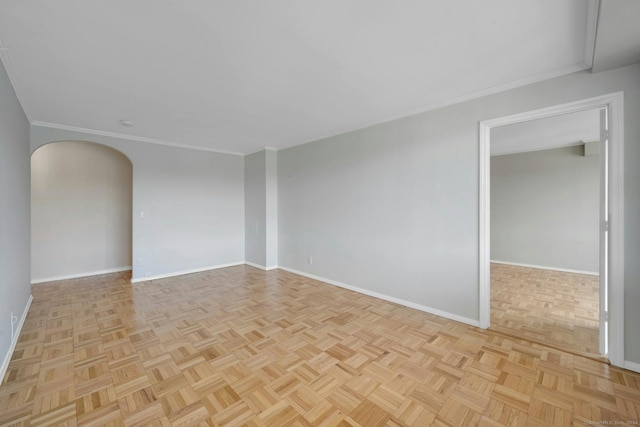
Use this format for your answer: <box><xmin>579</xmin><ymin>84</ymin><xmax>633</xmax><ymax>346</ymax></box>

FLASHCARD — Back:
<box><xmin>601</xmin><ymin>220</ymin><xmax>609</xmax><ymax>232</ymax></box>
<box><xmin>603</xmin><ymin>311</ymin><xmax>609</xmax><ymax>322</ymax></box>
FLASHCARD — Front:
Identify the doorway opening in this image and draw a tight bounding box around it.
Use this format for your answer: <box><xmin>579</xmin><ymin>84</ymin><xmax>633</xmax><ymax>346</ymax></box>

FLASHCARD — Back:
<box><xmin>479</xmin><ymin>93</ymin><xmax>624</xmax><ymax>367</ymax></box>
<box><xmin>31</xmin><ymin>140</ymin><xmax>133</xmax><ymax>284</ymax></box>
<box><xmin>490</xmin><ymin>108</ymin><xmax>602</xmax><ymax>357</ymax></box>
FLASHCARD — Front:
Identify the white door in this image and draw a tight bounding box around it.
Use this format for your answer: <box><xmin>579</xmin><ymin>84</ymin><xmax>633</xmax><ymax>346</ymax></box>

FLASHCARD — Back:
<box><xmin>599</xmin><ymin>107</ymin><xmax>609</xmax><ymax>356</ymax></box>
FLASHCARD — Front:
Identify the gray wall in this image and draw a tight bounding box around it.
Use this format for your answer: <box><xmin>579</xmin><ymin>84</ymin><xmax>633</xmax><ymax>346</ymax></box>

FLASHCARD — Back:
<box><xmin>491</xmin><ymin>146</ymin><xmax>600</xmax><ymax>273</ymax></box>
<box><xmin>31</xmin><ymin>141</ymin><xmax>133</xmax><ymax>282</ymax></box>
<box><xmin>244</xmin><ymin>149</ymin><xmax>278</xmax><ymax>268</ymax></box>
<box><xmin>0</xmin><ymin>61</ymin><xmax>31</xmax><ymax>373</ymax></box>
<box><xmin>245</xmin><ymin>150</ymin><xmax>267</xmax><ymax>266</ymax></box>
<box><xmin>265</xmin><ymin>150</ymin><xmax>278</xmax><ymax>268</ymax></box>
<box><xmin>17</xmin><ymin>63</ymin><xmax>640</xmax><ymax>366</ymax></box>
<box><xmin>277</xmin><ymin>63</ymin><xmax>640</xmax><ymax>363</ymax></box>
<box><xmin>30</xmin><ymin>127</ymin><xmax>245</xmax><ymax>281</ymax></box>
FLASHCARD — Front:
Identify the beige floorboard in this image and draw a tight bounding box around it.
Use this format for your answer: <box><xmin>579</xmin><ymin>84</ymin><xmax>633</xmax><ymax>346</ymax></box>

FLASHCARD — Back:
<box><xmin>1</xmin><ymin>265</ymin><xmax>638</xmax><ymax>426</ymax></box>
<box><xmin>490</xmin><ymin>263</ymin><xmax>600</xmax><ymax>357</ymax></box>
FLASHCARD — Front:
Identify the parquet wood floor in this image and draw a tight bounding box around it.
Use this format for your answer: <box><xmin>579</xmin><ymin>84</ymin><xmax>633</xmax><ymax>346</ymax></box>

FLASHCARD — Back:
<box><xmin>1</xmin><ymin>265</ymin><xmax>639</xmax><ymax>426</ymax></box>
<box><xmin>490</xmin><ymin>263</ymin><xmax>600</xmax><ymax>357</ymax></box>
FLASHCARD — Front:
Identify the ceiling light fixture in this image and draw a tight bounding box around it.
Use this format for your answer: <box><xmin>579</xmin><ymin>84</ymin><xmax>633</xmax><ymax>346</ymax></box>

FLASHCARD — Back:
<box><xmin>120</xmin><ymin>120</ymin><xmax>134</xmax><ymax>126</ymax></box>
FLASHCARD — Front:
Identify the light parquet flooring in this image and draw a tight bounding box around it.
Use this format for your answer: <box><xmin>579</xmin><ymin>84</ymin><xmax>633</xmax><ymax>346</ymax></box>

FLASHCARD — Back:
<box><xmin>1</xmin><ymin>265</ymin><xmax>639</xmax><ymax>426</ymax></box>
<box><xmin>490</xmin><ymin>263</ymin><xmax>600</xmax><ymax>357</ymax></box>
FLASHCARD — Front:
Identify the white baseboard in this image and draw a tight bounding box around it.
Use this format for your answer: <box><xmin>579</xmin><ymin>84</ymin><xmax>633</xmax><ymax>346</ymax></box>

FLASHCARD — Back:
<box><xmin>245</xmin><ymin>261</ymin><xmax>267</xmax><ymax>270</ymax></box>
<box><xmin>0</xmin><ymin>294</ymin><xmax>33</xmax><ymax>384</ymax></box>
<box><xmin>130</xmin><ymin>261</ymin><xmax>245</xmax><ymax>284</ymax></box>
<box><xmin>278</xmin><ymin>266</ymin><xmax>479</xmax><ymax>327</ymax></box>
<box><xmin>32</xmin><ymin>266</ymin><xmax>132</xmax><ymax>284</ymax></box>
<box><xmin>624</xmin><ymin>360</ymin><xmax>640</xmax><ymax>374</ymax></box>
<box><xmin>490</xmin><ymin>260</ymin><xmax>598</xmax><ymax>276</ymax></box>
<box><xmin>245</xmin><ymin>262</ymin><xmax>279</xmax><ymax>271</ymax></box>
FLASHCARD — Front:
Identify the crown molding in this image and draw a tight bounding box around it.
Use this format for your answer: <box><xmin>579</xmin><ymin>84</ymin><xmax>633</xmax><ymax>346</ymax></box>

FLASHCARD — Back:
<box><xmin>245</xmin><ymin>146</ymin><xmax>279</xmax><ymax>156</ymax></box>
<box><xmin>31</xmin><ymin>121</ymin><xmax>245</xmax><ymax>156</ymax></box>
<box><xmin>277</xmin><ymin>61</ymin><xmax>591</xmax><ymax>151</ymax></box>
<box><xmin>13</xmin><ymin>53</ymin><xmax>589</xmax><ymax>157</ymax></box>
<box><xmin>29</xmin><ymin>61</ymin><xmax>591</xmax><ymax>157</ymax></box>
<box><xmin>584</xmin><ymin>0</ymin><xmax>600</xmax><ymax>69</ymax></box>
<box><xmin>0</xmin><ymin>40</ymin><xmax>34</xmax><ymax>122</ymax></box>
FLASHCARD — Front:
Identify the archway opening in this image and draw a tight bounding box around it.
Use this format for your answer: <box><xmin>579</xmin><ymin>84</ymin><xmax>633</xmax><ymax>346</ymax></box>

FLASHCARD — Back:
<box><xmin>31</xmin><ymin>141</ymin><xmax>133</xmax><ymax>283</ymax></box>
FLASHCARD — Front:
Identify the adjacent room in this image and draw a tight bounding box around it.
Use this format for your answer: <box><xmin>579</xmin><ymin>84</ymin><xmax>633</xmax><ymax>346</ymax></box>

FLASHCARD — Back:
<box><xmin>489</xmin><ymin>109</ymin><xmax>603</xmax><ymax>357</ymax></box>
<box><xmin>31</xmin><ymin>141</ymin><xmax>133</xmax><ymax>284</ymax></box>
<box><xmin>1</xmin><ymin>1</ymin><xmax>639</xmax><ymax>425</ymax></box>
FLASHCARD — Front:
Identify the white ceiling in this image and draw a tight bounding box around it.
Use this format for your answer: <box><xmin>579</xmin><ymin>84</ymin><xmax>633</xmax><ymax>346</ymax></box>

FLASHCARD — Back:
<box><xmin>591</xmin><ymin>0</ymin><xmax>640</xmax><ymax>73</ymax></box>
<box><xmin>0</xmin><ymin>1</ymin><xmax>610</xmax><ymax>155</ymax></box>
<box><xmin>490</xmin><ymin>109</ymin><xmax>600</xmax><ymax>156</ymax></box>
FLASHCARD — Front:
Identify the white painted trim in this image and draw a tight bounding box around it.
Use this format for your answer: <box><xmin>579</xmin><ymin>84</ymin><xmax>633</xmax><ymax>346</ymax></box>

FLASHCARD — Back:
<box><xmin>0</xmin><ymin>295</ymin><xmax>33</xmax><ymax>384</ymax></box>
<box><xmin>31</xmin><ymin>266</ymin><xmax>132</xmax><ymax>284</ymax></box>
<box><xmin>244</xmin><ymin>262</ymin><xmax>280</xmax><ymax>271</ymax></box>
<box><xmin>278</xmin><ymin>62</ymin><xmax>590</xmax><ymax>152</ymax></box>
<box><xmin>584</xmin><ymin>0</ymin><xmax>600</xmax><ymax>69</ymax></box>
<box><xmin>244</xmin><ymin>147</ymin><xmax>279</xmax><ymax>156</ymax></box>
<box><xmin>608</xmin><ymin>92</ymin><xmax>625</xmax><ymax>368</ymax></box>
<box><xmin>31</xmin><ymin>122</ymin><xmax>244</xmax><ymax>156</ymax></box>
<box><xmin>623</xmin><ymin>360</ymin><xmax>640</xmax><ymax>374</ymax></box>
<box><xmin>491</xmin><ymin>140</ymin><xmax>588</xmax><ymax>157</ymax></box>
<box><xmin>479</xmin><ymin>119</ymin><xmax>491</xmax><ymax>329</ymax></box>
<box><xmin>245</xmin><ymin>261</ymin><xmax>267</xmax><ymax>270</ymax></box>
<box><xmin>245</xmin><ymin>148</ymin><xmax>268</xmax><ymax>156</ymax></box>
<box><xmin>0</xmin><ymin>41</ymin><xmax>33</xmax><ymax>122</ymax></box>
<box><xmin>130</xmin><ymin>262</ymin><xmax>244</xmax><ymax>283</ymax></box>
<box><xmin>479</xmin><ymin>92</ymin><xmax>625</xmax><ymax>368</ymax></box>
<box><xmin>490</xmin><ymin>260</ymin><xmax>598</xmax><ymax>276</ymax></box>
<box><xmin>278</xmin><ymin>266</ymin><xmax>480</xmax><ymax>327</ymax></box>
<box><xmin>598</xmin><ymin>107</ymin><xmax>608</xmax><ymax>356</ymax></box>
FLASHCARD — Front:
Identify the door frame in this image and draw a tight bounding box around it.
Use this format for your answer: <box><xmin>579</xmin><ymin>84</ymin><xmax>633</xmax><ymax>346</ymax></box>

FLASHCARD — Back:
<box><xmin>478</xmin><ymin>92</ymin><xmax>624</xmax><ymax>367</ymax></box>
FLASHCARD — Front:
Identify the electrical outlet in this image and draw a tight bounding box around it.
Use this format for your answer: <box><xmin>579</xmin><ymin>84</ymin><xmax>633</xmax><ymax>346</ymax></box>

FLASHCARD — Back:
<box><xmin>136</xmin><ymin>258</ymin><xmax>143</xmax><ymax>265</ymax></box>
<box><xmin>308</xmin><ymin>256</ymin><xmax>313</xmax><ymax>265</ymax></box>
<box><xmin>10</xmin><ymin>312</ymin><xmax>18</xmax><ymax>339</ymax></box>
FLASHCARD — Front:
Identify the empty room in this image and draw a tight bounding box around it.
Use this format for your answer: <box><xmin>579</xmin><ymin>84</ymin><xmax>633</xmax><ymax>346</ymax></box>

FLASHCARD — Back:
<box><xmin>489</xmin><ymin>109</ymin><xmax>604</xmax><ymax>357</ymax></box>
<box><xmin>1</xmin><ymin>1</ymin><xmax>639</xmax><ymax>426</ymax></box>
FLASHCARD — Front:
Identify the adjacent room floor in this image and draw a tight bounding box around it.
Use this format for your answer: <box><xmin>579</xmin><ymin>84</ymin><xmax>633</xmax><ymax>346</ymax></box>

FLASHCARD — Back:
<box><xmin>490</xmin><ymin>263</ymin><xmax>600</xmax><ymax>357</ymax></box>
<box><xmin>1</xmin><ymin>265</ymin><xmax>638</xmax><ymax>426</ymax></box>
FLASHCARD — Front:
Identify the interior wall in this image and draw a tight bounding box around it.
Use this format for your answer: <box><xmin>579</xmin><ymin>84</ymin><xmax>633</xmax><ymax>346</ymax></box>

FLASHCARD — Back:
<box><xmin>265</xmin><ymin>150</ymin><xmax>278</xmax><ymax>268</ymax></box>
<box><xmin>245</xmin><ymin>149</ymin><xmax>279</xmax><ymax>269</ymax></box>
<box><xmin>245</xmin><ymin>150</ymin><xmax>267</xmax><ymax>267</ymax></box>
<box><xmin>31</xmin><ymin>141</ymin><xmax>133</xmax><ymax>282</ymax></box>
<box><xmin>30</xmin><ymin>127</ymin><xmax>245</xmax><ymax>281</ymax></box>
<box><xmin>491</xmin><ymin>146</ymin><xmax>600</xmax><ymax>273</ymax></box>
<box><xmin>277</xmin><ymin>63</ymin><xmax>640</xmax><ymax>363</ymax></box>
<box><xmin>0</xmin><ymin>60</ymin><xmax>31</xmax><ymax>376</ymax></box>
<box><xmin>26</xmin><ymin>64</ymin><xmax>640</xmax><ymax>364</ymax></box>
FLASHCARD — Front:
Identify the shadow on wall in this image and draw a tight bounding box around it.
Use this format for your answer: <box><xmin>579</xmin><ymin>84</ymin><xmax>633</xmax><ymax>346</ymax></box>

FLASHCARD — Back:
<box><xmin>31</xmin><ymin>140</ymin><xmax>133</xmax><ymax>283</ymax></box>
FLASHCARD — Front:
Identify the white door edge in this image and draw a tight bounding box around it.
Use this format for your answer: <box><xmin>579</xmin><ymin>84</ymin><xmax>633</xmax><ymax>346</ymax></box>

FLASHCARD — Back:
<box><xmin>478</xmin><ymin>92</ymin><xmax>625</xmax><ymax>368</ymax></box>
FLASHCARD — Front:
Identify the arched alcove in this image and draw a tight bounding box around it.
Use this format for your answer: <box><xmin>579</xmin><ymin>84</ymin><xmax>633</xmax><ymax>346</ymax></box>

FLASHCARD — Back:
<box><xmin>31</xmin><ymin>141</ymin><xmax>133</xmax><ymax>283</ymax></box>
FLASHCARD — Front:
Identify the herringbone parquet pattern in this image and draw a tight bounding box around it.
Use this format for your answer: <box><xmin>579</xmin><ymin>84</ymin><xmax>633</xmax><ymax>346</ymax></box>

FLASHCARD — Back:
<box><xmin>490</xmin><ymin>263</ymin><xmax>600</xmax><ymax>357</ymax></box>
<box><xmin>1</xmin><ymin>265</ymin><xmax>638</xmax><ymax>426</ymax></box>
